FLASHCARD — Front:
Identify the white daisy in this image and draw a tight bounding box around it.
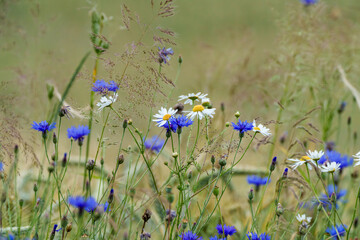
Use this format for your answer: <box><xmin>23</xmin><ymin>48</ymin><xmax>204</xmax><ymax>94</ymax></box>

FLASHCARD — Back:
<box><xmin>201</xmin><ymin>97</ymin><xmax>211</xmax><ymax>107</ymax></box>
<box><xmin>97</xmin><ymin>93</ymin><xmax>118</xmax><ymax>111</ymax></box>
<box><xmin>178</xmin><ymin>92</ymin><xmax>208</xmax><ymax>105</ymax></box>
<box><xmin>306</xmin><ymin>150</ymin><xmax>324</xmax><ymax>161</ymax></box>
<box><xmin>153</xmin><ymin>107</ymin><xmax>177</xmax><ymax>127</ymax></box>
<box><xmin>296</xmin><ymin>214</ymin><xmax>312</xmax><ymax>225</ymax></box>
<box><xmin>185</xmin><ymin>105</ymin><xmax>216</xmax><ymax>120</ymax></box>
<box><xmin>353</xmin><ymin>151</ymin><xmax>360</xmax><ymax>166</ymax></box>
<box><xmin>320</xmin><ymin>161</ymin><xmax>341</xmax><ymax>173</ymax></box>
<box><xmin>252</xmin><ymin>120</ymin><xmax>271</xmax><ymax>137</ymax></box>
<box><xmin>288</xmin><ymin>156</ymin><xmax>315</xmax><ymax>170</ymax></box>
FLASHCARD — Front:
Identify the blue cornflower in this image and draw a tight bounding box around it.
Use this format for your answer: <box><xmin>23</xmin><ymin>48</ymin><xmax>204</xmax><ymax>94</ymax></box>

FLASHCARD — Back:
<box><xmin>178</xmin><ymin>231</ymin><xmax>203</xmax><ymax>240</ymax></box>
<box><xmin>231</xmin><ymin>119</ymin><xmax>253</xmax><ymax>134</ymax></box>
<box><xmin>0</xmin><ymin>162</ymin><xmax>3</xmax><ymax>172</ymax></box>
<box><xmin>318</xmin><ymin>150</ymin><xmax>353</xmax><ymax>169</ymax></box>
<box><xmin>161</xmin><ymin>115</ymin><xmax>193</xmax><ymax>133</ymax></box>
<box><xmin>144</xmin><ymin>136</ymin><xmax>165</xmax><ymax>153</ymax></box>
<box><xmin>158</xmin><ymin>47</ymin><xmax>174</xmax><ymax>64</ymax></box>
<box><xmin>92</xmin><ymin>79</ymin><xmax>119</xmax><ymax>95</ymax></box>
<box><xmin>32</xmin><ymin>121</ymin><xmax>56</xmax><ymax>138</ymax></box>
<box><xmin>300</xmin><ymin>0</ymin><xmax>318</xmax><ymax>5</ymax></box>
<box><xmin>325</xmin><ymin>224</ymin><xmax>347</xmax><ymax>239</ymax></box>
<box><xmin>216</xmin><ymin>224</ymin><xmax>236</xmax><ymax>237</ymax></box>
<box><xmin>209</xmin><ymin>237</ymin><xmax>225</xmax><ymax>240</ymax></box>
<box><xmin>67</xmin><ymin>125</ymin><xmax>90</xmax><ymax>146</ymax></box>
<box><xmin>246</xmin><ymin>232</ymin><xmax>271</xmax><ymax>240</ymax></box>
<box><xmin>247</xmin><ymin>175</ymin><xmax>270</xmax><ymax>188</ymax></box>
<box><xmin>68</xmin><ymin>196</ymin><xmax>97</xmax><ymax>214</ymax></box>
<box><xmin>319</xmin><ymin>185</ymin><xmax>347</xmax><ymax>210</ymax></box>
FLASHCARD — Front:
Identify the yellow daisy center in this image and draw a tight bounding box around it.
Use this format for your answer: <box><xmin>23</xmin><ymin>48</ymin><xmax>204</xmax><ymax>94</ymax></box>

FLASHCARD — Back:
<box><xmin>253</xmin><ymin>127</ymin><xmax>260</xmax><ymax>131</ymax></box>
<box><xmin>193</xmin><ymin>105</ymin><xmax>205</xmax><ymax>112</ymax></box>
<box><xmin>163</xmin><ymin>114</ymin><xmax>171</xmax><ymax>120</ymax></box>
<box><xmin>301</xmin><ymin>156</ymin><xmax>311</xmax><ymax>161</ymax></box>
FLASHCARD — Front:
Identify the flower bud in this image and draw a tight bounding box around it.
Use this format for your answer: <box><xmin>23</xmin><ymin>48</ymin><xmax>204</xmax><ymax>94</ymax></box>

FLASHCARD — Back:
<box><xmin>166</xmin><ymin>129</ymin><xmax>171</xmax><ymax>138</ymax></box>
<box><xmin>53</xmin><ymin>132</ymin><xmax>57</xmax><ymax>145</ymax></box>
<box><xmin>46</xmin><ymin>84</ymin><xmax>54</xmax><ymax>100</ymax></box>
<box><xmin>235</xmin><ymin>111</ymin><xmax>240</xmax><ymax>118</ymax></box>
<box><xmin>221</xmin><ymin>102</ymin><xmax>225</xmax><ymax>112</ymax></box>
<box><xmin>178</xmin><ymin>56</ymin><xmax>183</xmax><ymax>64</ymax></box>
<box><xmin>225</xmin><ymin>122</ymin><xmax>230</xmax><ymax>127</ymax></box>
<box><xmin>48</xmin><ymin>163</ymin><xmax>55</xmax><ymax>173</ymax></box>
<box><xmin>172</xmin><ymin>152</ymin><xmax>178</xmax><ymax>158</ymax></box>
<box><xmin>128</xmin><ymin>119</ymin><xmax>133</xmax><ymax>125</ymax></box>
<box><xmin>86</xmin><ymin>159</ymin><xmax>95</xmax><ymax>171</ymax></box>
<box><xmin>130</xmin><ymin>188</ymin><xmax>135</xmax><ymax>199</ymax></box>
<box><xmin>270</xmin><ymin>156</ymin><xmax>277</xmax><ymax>172</ymax></box>
<box><xmin>213</xmin><ymin>186</ymin><xmax>219</xmax><ymax>197</ymax></box>
<box><xmin>61</xmin><ymin>215</ymin><xmax>68</xmax><ymax>229</ymax></box>
<box><xmin>66</xmin><ymin>223</ymin><xmax>72</xmax><ymax>233</ymax></box>
<box><xmin>211</xmin><ymin>155</ymin><xmax>216</xmax><ymax>165</ymax></box>
<box><xmin>100</xmin><ymin>158</ymin><xmax>104</xmax><ymax>165</ymax></box>
<box><xmin>108</xmin><ymin>189</ymin><xmax>114</xmax><ymax>204</ymax></box>
<box><xmin>276</xmin><ymin>203</ymin><xmax>283</xmax><ymax>216</ymax></box>
<box><xmin>19</xmin><ymin>199</ymin><xmax>24</xmax><ymax>208</ymax></box>
<box><xmin>62</xmin><ymin>153</ymin><xmax>67</xmax><ymax>168</ymax></box>
<box><xmin>337</xmin><ymin>101</ymin><xmax>346</xmax><ymax>114</ymax></box>
<box><xmin>219</xmin><ymin>158</ymin><xmax>227</xmax><ymax>167</ymax></box>
<box><xmin>248</xmin><ymin>188</ymin><xmax>254</xmax><ymax>201</ymax></box>
<box><xmin>282</xmin><ymin>168</ymin><xmax>288</xmax><ymax>178</ymax></box>
<box><xmin>118</xmin><ymin>154</ymin><xmax>124</xmax><ymax>165</ymax></box>
<box><xmin>14</xmin><ymin>145</ymin><xmax>19</xmax><ymax>154</ymax></box>
<box><xmin>142</xmin><ymin>209</ymin><xmax>152</xmax><ymax>223</ymax></box>
<box><xmin>33</xmin><ymin>184</ymin><xmax>38</xmax><ymax>193</ymax></box>
<box><xmin>182</xmin><ymin>219</ymin><xmax>188</xmax><ymax>230</ymax></box>
<box><xmin>348</xmin><ymin>116</ymin><xmax>351</xmax><ymax>125</ymax></box>
<box><xmin>123</xmin><ymin>119</ymin><xmax>128</xmax><ymax>129</ymax></box>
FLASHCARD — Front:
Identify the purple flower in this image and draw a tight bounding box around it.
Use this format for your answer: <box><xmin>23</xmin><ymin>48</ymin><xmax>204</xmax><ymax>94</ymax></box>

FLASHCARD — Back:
<box><xmin>92</xmin><ymin>80</ymin><xmax>119</xmax><ymax>95</ymax></box>
<box><xmin>231</xmin><ymin>120</ymin><xmax>253</xmax><ymax>134</ymax></box>
<box><xmin>247</xmin><ymin>175</ymin><xmax>270</xmax><ymax>187</ymax></box>
<box><xmin>325</xmin><ymin>224</ymin><xmax>347</xmax><ymax>239</ymax></box>
<box><xmin>158</xmin><ymin>47</ymin><xmax>174</xmax><ymax>64</ymax></box>
<box><xmin>67</xmin><ymin>125</ymin><xmax>90</xmax><ymax>145</ymax></box>
<box><xmin>32</xmin><ymin>121</ymin><xmax>56</xmax><ymax>137</ymax></box>
<box><xmin>160</xmin><ymin>115</ymin><xmax>193</xmax><ymax>133</ymax></box>
<box><xmin>216</xmin><ymin>224</ymin><xmax>236</xmax><ymax>237</ymax></box>
<box><xmin>300</xmin><ymin>0</ymin><xmax>318</xmax><ymax>5</ymax></box>
<box><xmin>179</xmin><ymin>231</ymin><xmax>203</xmax><ymax>240</ymax></box>
<box><xmin>68</xmin><ymin>196</ymin><xmax>97</xmax><ymax>214</ymax></box>
<box><xmin>246</xmin><ymin>232</ymin><xmax>271</xmax><ymax>240</ymax></box>
<box><xmin>144</xmin><ymin>136</ymin><xmax>165</xmax><ymax>153</ymax></box>
<box><xmin>318</xmin><ymin>150</ymin><xmax>353</xmax><ymax>169</ymax></box>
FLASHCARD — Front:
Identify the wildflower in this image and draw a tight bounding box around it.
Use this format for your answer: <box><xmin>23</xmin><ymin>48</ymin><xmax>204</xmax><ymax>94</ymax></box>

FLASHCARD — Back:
<box><xmin>337</xmin><ymin>101</ymin><xmax>346</xmax><ymax>114</ymax></box>
<box><xmin>300</xmin><ymin>0</ymin><xmax>318</xmax><ymax>5</ymax></box>
<box><xmin>92</xmin><ymin>79</ymin><xmax>119</xmax><ymax>95</ymax></box>
<box><xmin>246</xmin><ymin>232</ymin><xmax>271</xmax><ymax>240</ymax></box>
<box><xmin>252</xmin><ymin>120</ymin><xmax>271</xmax><ymax>137</ymax></box>
<box><xmin>165</xmin><ymin>209</ymin><xmax>177</xmax><ymax>223</ymax></box>
<box><xmin>231</xmin><ymin>119</ymin><xmax>253</xmax><ymax>135</ymax></box>
<box><xmin>353</xmin><ymin>151</ymin><xmax>360</xmax><ymax>166</ymax></box>
<box><xmin>143</xmin><ymin>136</ymin><xmax>165</xmax><ymax>153</ymax></box>
<box><xmin>32</xmin><ymin>121</ymin><xmax>56</xmax><ymax>138</ymax></box>
<box><xmin>306</xmin><ymin>150</ymin><xmax>324</xmax><ymax>161</ymax></box>
<box><xmin>318</xmin><ymin>150</ymin><xmax>353</xmax><ymax>169</ymax></box>
<box><xmin>296</xmin><ymin>214</ymin><xmax>311</xmax><ymax>225</ymax></box>
<box><xmin>161</xmin><ymin>115</ymin><xmax>193</xmax><ymax>133</ymax></box>
<box><xmin>67</xmin><ymin>125</ymin><xmax>90</xmax><ymax>146</ymax></box>
<box><xmin>68</xmin><ymin>196</ymin><xmax>97</xmax><ymax>214</ymax></box>
<box><xmin>186</xmin><ymin>105</ymin><xmax>216</xmax><ymax>120</ymax></box>
<box><xmin>318</xmin><ymin>185</ymin><xmax>347</xmax><ymax>210</ymax></box>
<box><xmin>247</xmin><ymin>175</ymin><xmax>270</xmax><ymax>191</ymax></box>
<box><xmin>153</xmin><ymin>107</ymin><xmax>177</xmax><ymax>127</ymax></box>
<box><xmin>320</xmin><ymin>162</ymin><xmax>341</xmax><ymax>173</ymax></box>
<box><xmin>178</xmin><ymin>231</ymin><xmax>203</xmax><ymax>240</ymax></box>
<box><xmin>178</xmin><ymin>92</ymin><xmax>208</xmax><ymax>105</ymax></box>
<box><xmin>288</xmin><ymin>156</ymin><xmax>316</xmax><ymax>170</ymax></box>
<box><xmin>97</xmin><ymin>93</ymin><xmax>118</xmax><ymax>111</ymax></box>
<box><xmin>0</xmin><ymin>162</ymin><xmax>3</xmax><ymax>172</ymax></box>
<box><xmin>201</xmin><ymin>97</ymin><xmax>211</xmax><ymax>107</ymax></box>
<box><xmin>209</xmin><ymin>237</ymin><xmax>225</xmax><ymax>240</ymax></box>
<box><xmin>158</xmin><ymin>47</ymin><xmax>174</xmax><ymax>64</ymax></box>
<box><xmin>59</xmin><ymin>106</ymin><xmax>72</xmax><ymax>118</ymax></box>
<box><xmin>325</xmin><ymin>224</ymin><xmax>347</xmax><ymax>239</ymax></box>
<box><xmin>140</xmin><ymin>233</ymin><xmax>151</xmax><ymax>240</ymax></box>
<box><xmin>216</xmin><ymin>224</ymin><xmax>236</xmax><ymax>237</ymax></box>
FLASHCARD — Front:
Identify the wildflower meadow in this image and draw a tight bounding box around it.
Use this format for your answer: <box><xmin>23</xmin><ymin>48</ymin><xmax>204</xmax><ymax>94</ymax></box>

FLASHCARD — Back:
<box><xmin>2</xmin><ymin>0</ymin><xmax>360</xmax><ymax>239</ymax></box>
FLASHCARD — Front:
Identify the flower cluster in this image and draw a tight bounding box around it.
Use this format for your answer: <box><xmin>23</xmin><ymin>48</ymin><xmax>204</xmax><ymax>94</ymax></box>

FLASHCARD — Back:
<box><xmin>246</xmin><ymin>232</ymin><xmax>271</xmax><ymax>240</ymax></box>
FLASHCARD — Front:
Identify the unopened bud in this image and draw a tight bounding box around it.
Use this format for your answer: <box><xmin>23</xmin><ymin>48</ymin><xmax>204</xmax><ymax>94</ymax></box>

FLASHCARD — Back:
<box><xmin>53</xmin><ymin>132</ymin><xmax>57</xmax><ymax>145</ymax></box>
<box><xmin>66</xmin><ymin>223</ymin><xmax>72</xmax><ymax>233</ymax></box>
<box><xmin>142</xmin><ymin>209</ymin><xmax>152</xmax><ymax>223</ymax></box>
<box><xmin>61</xmin><ymin>215</ymin><xmax>68</xmax><ymax>229</ymax></box>
<box><xmin>270</xmin><ymin>156</ymin><xmax>277</xmax><ymax>172</ymax></box>
<box><xmin>182</xmin><ymin>219</ymin><xmax>188</xmax><ymax>230</ymax></box>
<box><xmin>225</xmin><ymin>122</ymin><xmax>230</xmax><ymax>127</ymax></box>
<box><xmin>235</xmin><ymin>111</ymin><xmax>240</xmax><ymax>118</ymax></box>
<box><xmin>172</xmin><ymin>152</ymin><xmax>178</xmax><ymax>158</ymax></box>
<box><xmin>221</xmin><ymin>102</ymin><xmax>225</xmax><ymax>112</ymax></box>
<box><xmin>282</xmin><ymin>168</ymin><xmax>288</xmax><ymax>178</ymax></box>
<box><xmin>108</xmin><ymin>189</ymin><xmax>114</xmax><ymax>204</ymax></box>
<box><xmin>213</xmin><ymin>186</ymin><xmax>219</xmax><ymax>197</ymax></box>
<box><xmin>100</xmin><ymin>158</ymin><xmax>104</xmax><ymax>165</ymax></box>
<box><xmin>178</xmin><ymin>56</ymin><xmax>183</xmax><ymax>64</ymax></box>
<box><xmin>19</xmin><ymin>199</ymin><xmax>24</xmax><ymax>208</ymax></box>
<box><xmin>166</xmin><ymin>129</ymin><xmax>171</xmax><ymax>138</ymax></box>
<box><xmin>123</xmin><ymin>119</ymin><xmax>128</xmax><ymax>129</ymax></box>
<box><xmin>86</xmin><ymin>159</ymin><xmax>95</xmax><ymax>171</ymax></box>
<box><xmin>118</xmin><ymin>155</ymin><xmax>124</xmax><ymax>165</ymax></box>
<box><xmin>248</xmin><ymin>188</ymin><xmax>254</xmax><ymax>201</ymax></box>
<box><xmin>219</xmin><ymin>158</ymin><xmax>226</xmax><ymax>167</ymax></box>
<box><xmin>128</xmin><ymin>119</ymin><xmax>133</xmax><ymax>125</ymax></box>
<box><xmin>211</xmin><ymin>155</ymin><xmax>216</xmax><ymax>165</ymax></box>
<box><xmin>62</xmin><ymin>153</ymin><xmax>67</xmax><ymax>167</ymax></box>
<box><xmin>48</xmin><ymin>163</ymin><xmax>55</xmax><ymax>173</ymax></box>
<box><xmin>276</xmin><ymin>203</ymin><xmax>283</xmax><ymax>216</ymax></box>
<box><xmin>33</xmin><ymin>184</ymin><xmax>38</xmax><ymax>192</ymax></box>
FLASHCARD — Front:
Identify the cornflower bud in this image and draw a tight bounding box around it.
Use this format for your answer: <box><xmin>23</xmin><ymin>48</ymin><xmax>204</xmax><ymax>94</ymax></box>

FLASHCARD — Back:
<box><xmin>248</xmin><ymin>188</ymin><xmax>254</xmax><ymax>201</ymax></box>
<box><xmin>270</xmin><ymin>157</ymin><xmax>277</xmax><ymax>172</ymax></box>
<box><xmin>53</xmin><ymin>132</ymin><xmax>57</xmax><ymax>145</ymax></box>
<box><xmin>19</xmin><ymin>199</ymin><xmax>24</xmax><ymax>208</ymax></box>
<box><xmin>225</xmin><ymin>122</ymin><xmax>230</xmax><ymax>127</ymax></box>
<box><xmin>62</xmin><ymin>153</ymin><xmax>67</xmax><ymax>168</ymax></box>
<box><xmin>48</xmin><ymin>163</ymin><xmax>55</xmax><ymax>173</ymax></box>
<box><xmin>182</xmin><ymin>219</ymin><xmax>188</xmax><ymax>230</ymax></box>
<box><xmin>123</xmin><ymin>119</ymin><xmax>128</xmax><ymax>129</ymax></box>
<box><xmin>66</xmin><ymin>223</ymin><xmax>72</xmax><ymax>233</ymax></box>
<box><xmin>61</xmin><ymin>215</ymin><xmax>68</xmax><ymax>229</ymax></box>
<box><xmin>178</xmin><ymin>55</ymin><xmax>183</xmax><ymax>64</ymax></box>
<box><xmin>118</xmin><ymin>154</ymin><xmax>124</xmax><ymax>165</ymax></box>
<box><xmin>348</xmin><ymin>116</ymin><xmax>351</xmax><ymax>125</ymax></box>
<box><xmin>211</xmin><ymin>155</ymin><xmax>216</xmax><ymax>165</ymax></box>
<box><xmin>276</xmin><ymin>203</ymin><xmax>283</xmax><ymax>217</ymax></box>
<box><xmin>100</xmin><ymin>158</ymin><xmax>104</xmax><ymax>165</ymax></box>
<box><xmin>213</xmin><ymin>186</ymin><xmax>219</xmax><ymax>197</ymax></box>
<box><xmin>221</xmin><ymin>102</ymin><xmax>225</xmax><ymax>112</ymax></box>
<box><xmin>172</xmin><ymin>152</ymin><xmax>178</xmax><ymax>158</ymax></box>
<box><xmin>282</xmin><ymin>168</ymin><xmax>288</xmax><ymax>178</ymax></box>
<box><xmin>142</xmin><ymin>209</ymin><xmax>152</xmax><ymax>223</ymax></box>
<box><xmin>337</xmin><ymin>101</ymin><xmax>346</xmax><ymax>114</ymax></box>
<box><xmin>14</xmin><ymin>145</ymin><xmax>19</xmax><ymax>154</ymax></box>
<box><xmin>86</xmin><ymin>159</ymin><xmax>95</xmax><ymax>171</ymax></box>
<box><xmin>235</xmin><ymin>111</ymin><xmax>240</xmax><ymax>118</ymax></box>
<box><xmin>166</xmin><ymin>129</ymin><xmax>171</xmax><ymax>138</ymax></box>
<box><xmin>219</xmin><ymin>158</ymin><xmax>227</xmax><ymax>167</ymax></box>
<box><xmin>33</xmin><ymin>184</ymin><xmax>38</xmax><ymax>193</ymax></box>
<box><xmin>108</xmin><ymin>189</ymin><xmax>114</xmax><ymax>204</ymax></box>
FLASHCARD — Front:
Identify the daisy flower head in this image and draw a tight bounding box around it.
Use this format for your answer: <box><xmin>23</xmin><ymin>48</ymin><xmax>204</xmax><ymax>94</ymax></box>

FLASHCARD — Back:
<box><xmin>296</xmin><ymin>214</ymin><xmax>312</xmax><ymax>225</ymax></box>
<box><xmin>158</xmin><ymin>47</ymin><xmax>174</xmax><ymax>64</ymax></box>
<box><xmin>153</xmin><ymin>107</ymin><xmax>177</xmax><ymax>127</ymax></box>
<box><xmin>246</xmin><ymin>232</ymin><xmax>271</xmax><ymax>240</ymax></box>
<box><xmin>67</xmin><ymin>125</ymin><xmax>90</xmax><ymax>146</ymax></box>
<box><xmin>353</xmin><ymin>151</ymin><xmax>360</xmax><ymax>166</ymax></box>
<box><xmin>97</xmin><ymin>93</ymin><xmax>118</xmax><ymax>111</ymax></box>
<box><xmin>92</xmin><ymin>79</ymin><xmax>119</xmax><ymax>95</ymax></box>
<box><xmin>179</xmin><ymin>231</ymin><xmax>203</xmax><ymax>240</ymax></box>
<box><xmin>325</xmin><ymin>224</ymin><xmax>347</xmax><ymax>239</ymax></box>
<box><xmin>252</xmin><ymin>120</ymin><xmax>271</xmax><ymax>137</ymax></box>
<box><xmin>288</xmin><ymin>156</ymin><xmax>315</xmax><ymax>170</ymax></box>
<box><xmin>232</xmin><ymin>119</ymin><xmax>253</xmax><ymax>135</ymax></box>
<box><xmin>320</xmin><ymin>161</ymin><xmax>341</xmax><ymax>173</ymax></box>
<box><xmin>178</xmin><ymin>92</ymin><xmax>208</xmax><ymax>105</ymax></box>
<box><xmin>306</xmin><ymin>150</ymin><xmax>324</xmax><ymax>161</ymax></box>
<box><xmin>186</xmin><ymin>104</ymin><xmax>216</xmax><ymax>120</ymax></box>
<box><xmin>216</xmin><ymin>224</ymin><xmax>236</xmax><ymax>237</ymax></box>
<box><xmin>32</xmin><ymin>120</ymin><xmax>56</xmax><ymax>138</ymax></box>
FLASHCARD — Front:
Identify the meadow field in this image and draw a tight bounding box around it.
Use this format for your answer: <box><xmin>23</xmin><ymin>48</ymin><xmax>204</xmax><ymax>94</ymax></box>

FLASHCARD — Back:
<box><xmin>1</xmin><ymin>0</ymin><xmax>360</xmax><ymax>239</ymax></box>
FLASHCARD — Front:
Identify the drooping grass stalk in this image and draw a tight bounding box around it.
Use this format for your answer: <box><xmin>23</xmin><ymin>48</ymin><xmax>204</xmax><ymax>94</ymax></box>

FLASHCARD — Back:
<box><xmin>347</xmin><ymin>186</ymin><xmax>360</xmax><ymax>239</ymax></box>
<box><xmin>189</xmin><ymin>118</ymin><xmax>201</xmax><ymax>160</ymax></box>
